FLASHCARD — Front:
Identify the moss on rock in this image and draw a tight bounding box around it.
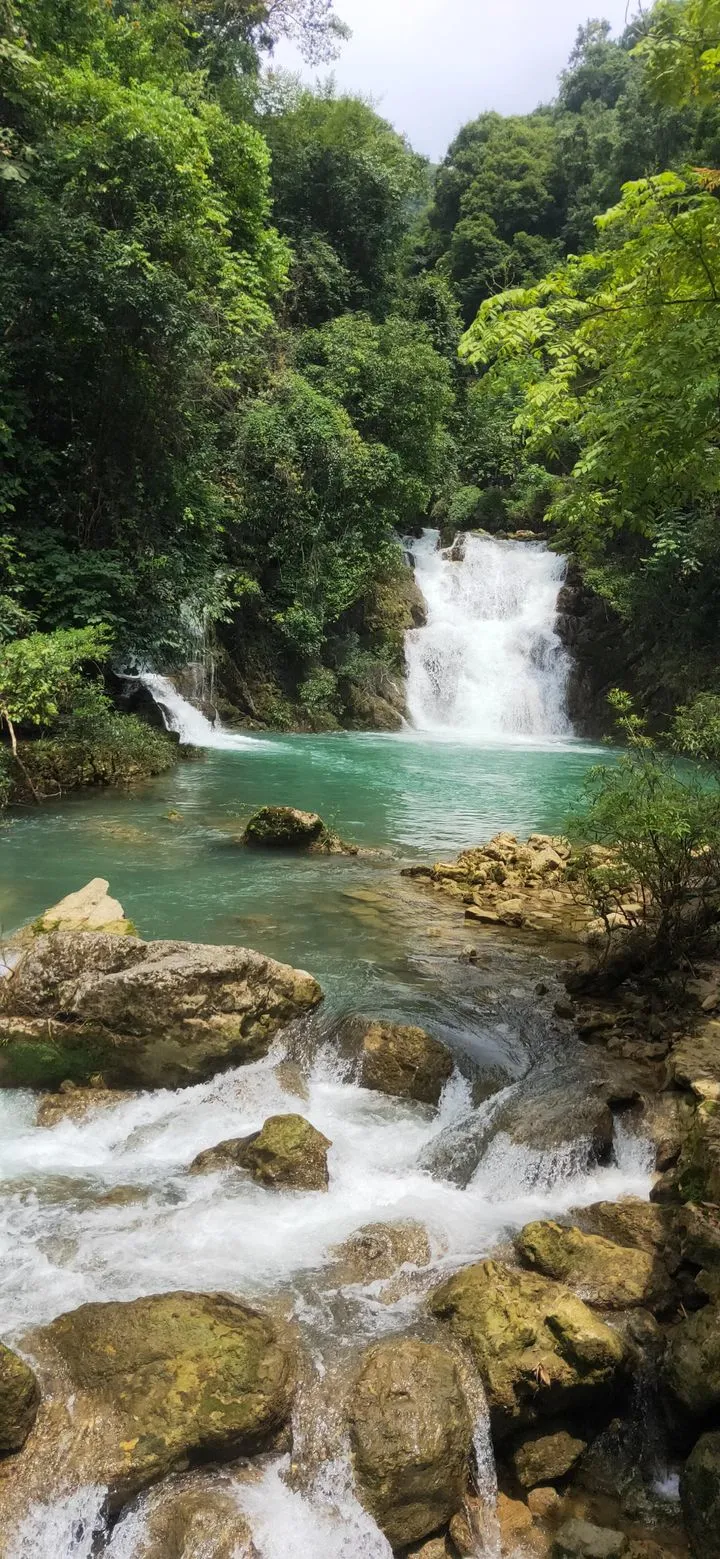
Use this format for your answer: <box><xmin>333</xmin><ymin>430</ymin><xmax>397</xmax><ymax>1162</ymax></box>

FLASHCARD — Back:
<box><xmin>0</xmin><ymin>1343</ymin><xmax>40</xmax><ymax>1453</ymax></box>
<box><xmin>515</xmin><ymin>1221</ymin><xmax>673</xmax><ymax>1313</ymax></box>
<box><xmin>190</xmin><ymin>1113</ymin><xmax>331</xmax><ymax>1190</ymax></box>
<box><xmin>242</xmin><ymin>806</ymin><xmax>358</xmax><ymax>855</ymax></box>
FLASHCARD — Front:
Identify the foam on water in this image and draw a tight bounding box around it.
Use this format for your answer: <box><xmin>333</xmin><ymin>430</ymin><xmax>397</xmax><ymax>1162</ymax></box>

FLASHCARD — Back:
<box><xmin>406</xmin><ymin>530</ymin><xmax>571</xmax><ymax>740</ymax></box>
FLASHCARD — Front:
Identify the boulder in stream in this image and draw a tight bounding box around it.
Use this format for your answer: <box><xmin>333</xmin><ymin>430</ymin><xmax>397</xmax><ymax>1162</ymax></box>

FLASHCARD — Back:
<box><xmin>190</xmin><ymin>1113</ymin><xmax>331</xmax><ymax>1190</ymax></box>
<box><xmin>356</xmin><ymin>1019</ymin><xmax>454</xmax><ymax>1106</ymax></box>
<box><xmin>347</xmin><ymin>1337</ymin><xmax>472</xmax><ymax>1548</ymax></box>
<box><xmin>6</xmin><ymin>1293</ymin><xmax>296</xmax><ymax>1516</ymax></box>
<box><xmin>0</xmin><ymin>1342</ymin><xmax>40</xmax><ymax>1452</ymax></box>
<box><xmin>681</xmin><ymin>1430</ymin><xmax>720</xmax><ymax>1559</ymax></box>
<box><xmin>515</xmin><ymin>1221</ymin><xmax>674</xmax><ymax>1313</ymax></box>
<box><xmin>430</xmin><ymin>1260</ymin><xmax>627</xmax><ymax>1438</ymax></box>
<box><xmin>242</xmin><ymin>806</ymin><xmax>358</xmax><ymax>855</ymax></box>
<box><xmin>0</xmin><ymin>932</ymin><xmax>322</xmax><ymax>1089</ymax></box>
<box><xmin>120</xmin><ymin>1479</ymin><xmax>259</xmax><ymax>1559</ymax></box>
<box><xmin>512</xmin><ymin>1427</ymin><xmax>587</xmax><ymax>1488</ymax></box>
<box><xmin>327</xmin><ymin>1221</ymin><xmax>431</xmax><ymax>1285</ymax></box>
<box><xmin>662</xmin><ymin>1296</ymin><xmax>720</xmax><ymax>1419</ymax></box>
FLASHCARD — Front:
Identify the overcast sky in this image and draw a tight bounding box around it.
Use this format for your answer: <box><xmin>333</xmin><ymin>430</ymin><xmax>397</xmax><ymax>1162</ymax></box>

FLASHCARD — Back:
<box><xmin>274</xmin><ymin>0</ymin><xmax>638</xmax><ymax>159</ymax></box>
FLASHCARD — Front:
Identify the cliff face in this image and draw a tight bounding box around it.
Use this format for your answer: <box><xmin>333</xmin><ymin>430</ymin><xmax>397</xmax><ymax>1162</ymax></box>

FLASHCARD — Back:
<box><xmin>556</xmin><ymin>565</ymin><xmax>638</xmax><ymax>737</ymax></box>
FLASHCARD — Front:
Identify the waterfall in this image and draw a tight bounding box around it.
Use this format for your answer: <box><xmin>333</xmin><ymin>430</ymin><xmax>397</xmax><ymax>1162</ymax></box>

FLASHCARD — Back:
<box><xmin>137</xmin><ymin>673</ymin><xmax>261</xmax><ymax>751</ymax></box>
<box><xmin>405</xmin><ymin>530</ymin><xmax>572</xmax><ymax>741</ymax></box>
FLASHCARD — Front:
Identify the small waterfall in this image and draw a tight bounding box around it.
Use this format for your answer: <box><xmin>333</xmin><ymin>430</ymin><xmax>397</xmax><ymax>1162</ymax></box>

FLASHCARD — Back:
<box><xmin>137</xmin><ymin>673</ymin><xmax>261</xmax><ymax>751</ymax></box>
<box><xmin>405</xmin><ymin>530</ymin><xmax>572</xmax><ymax>740</ymax></box>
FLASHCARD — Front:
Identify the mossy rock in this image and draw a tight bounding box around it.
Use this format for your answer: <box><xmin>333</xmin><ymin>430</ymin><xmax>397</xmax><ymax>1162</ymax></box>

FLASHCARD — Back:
<box><xmin>515</xmin><ymin>1221</ymin><xmax>673</xmax><ymax>1313</ymax></box>
<box><xmin>662</xmin><ymin>1297</ymin><xmax>720</xmax><ymax>1420</ymax></box>
<box><xmin>677</xmin><ymin>1101</ymin><xmax>720</xmax><ymax>1203</ymax></box>
<box><xmin>32</xmin><ymin>1292</ymin><xmax>297</xmax><ymax>1512</ymax></box>
<box><xmin>0</xmin><ymin>1343</ymin><xmax>40</xmax><ymax>1453</ymax></box>
<box><xmin>357</xmin><ymin>1020</ymin><xmax>454</xmax><ymax>1107</ymax></box>
<box><xmin>511</xmin><ymin>1427</ymin><xmax>587</xmax><ymax>1489</ymax></box>
<box><xmin>430</xmin><ymin>1259</ymin><xmax>627</xmax><ymax>1439</ymax></box>
<box><xmin>348</xmin><ymin>1338</ymin><xmax>472</xmax><ymax>1548</ymax></box>
<box><xmin>190</xmin><ymin>1113</ymin><xmax>331</xmax><ymax>1190</ymax></box>
<box><xmin>242</xmin><ymin>806</ymin><xmax>357</xmax><ymax>855</ymax></box>
<box><xmin>681</xmin><ymin>1430</ymin><xmax>720</xmax><ymax>1558</ymax></box>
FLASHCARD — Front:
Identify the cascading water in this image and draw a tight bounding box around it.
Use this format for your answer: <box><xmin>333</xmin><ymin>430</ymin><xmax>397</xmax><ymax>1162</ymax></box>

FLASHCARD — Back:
<box><xmin>137</xmin><ymin>672</ymin><xmax>262</xmax><ymax>750</ymax></box>
<box><xmin>406</xmin><ymin>530</ymin><xmax>572</xmax><ymax>740</ymax></box>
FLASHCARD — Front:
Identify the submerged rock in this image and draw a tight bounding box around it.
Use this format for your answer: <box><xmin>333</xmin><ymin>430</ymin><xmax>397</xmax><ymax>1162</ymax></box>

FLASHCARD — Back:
<box><xmin>36</xmin><ymin>1084</ymin><xmax>138</xmax><ymax>1127</ymax></box>
<box><xmin>515</xmin><ymin>1221</ymin><xmax>673</xmax><ymax>1313</ymax></box>
<box><xmin>124</xmin><ymin>1480</ymin><xmax>258</xmax><ymax>1559</ymax></box>
<box><xmin>190</xmin><ymin>1114</ymin><xmax>331</xmax><ymax>1190</ymax></box>
<box><xmin>0</xmin><ymin>932</ymin><xmax>322</xmax><ymax>1089</ymax></box>
<box><xmin>347</xmin><ymin>1337</ymin><xmax>472</xmax><ymax>1548</ymax></box>
<box><xmin>20</xmin><ymin>1292</ymin><xmax>296</xmax><ymax>1513</ymax></box>
<box><xmin>356</xmin><ymin>1019</ymin><xmax>454</xmax><ymax>1106</ymax></box>
<box><xmin>327</xmin><ymin>1221</ymin><xmax>431</xmax><ymax>1285</ymax></box>
<box><xmin>242</xmin><ymin>806</ymin><xmax>358</xmax><ymax>855</ymax></box>
<box><xmin>681</xmin><ymin>1430</ymin><xmax>720</xmax><ymax>1558</ymax></box>
<box><xmin>0</xmin><ymin>1342</ymin><xmax>40</xmax><ymax>1453</ymax></box>
<box><xmin>662</xmin><ymin>1297</ymin><xmax>720</xmax><ymax>1419</ymax></box>
<box><xmin>430</xmin><ymin>1260</ymin><xmax>627</xmax><ymax>1438</ymax></box>
<box><xmin>512</xmin><ymin>1427</ymin><xmax>587</xmax><ymax>1488</ymax></box>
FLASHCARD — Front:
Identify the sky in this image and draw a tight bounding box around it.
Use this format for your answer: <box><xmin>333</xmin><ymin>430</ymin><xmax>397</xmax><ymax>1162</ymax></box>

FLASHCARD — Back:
<box><xmin>274</xmin><ymin>0</ymin><xmax>638</xmax><ymax>159</ymax></box>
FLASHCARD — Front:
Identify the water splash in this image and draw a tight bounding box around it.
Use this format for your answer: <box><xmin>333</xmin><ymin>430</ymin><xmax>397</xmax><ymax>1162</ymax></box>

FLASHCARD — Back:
<box><xmin>406</xmin><ymin>530</ymin><xmax>571</xmax><ymax>740</ymax></box>
<box><xmin>6</xmin><ymin>1487</ymin><xmax>108</xmax><ymax>1559</ymax></box>
<box><xmin>137</xmin><ymin>672</ymin><xmax>263</xmax><ymax>750</ymax></box>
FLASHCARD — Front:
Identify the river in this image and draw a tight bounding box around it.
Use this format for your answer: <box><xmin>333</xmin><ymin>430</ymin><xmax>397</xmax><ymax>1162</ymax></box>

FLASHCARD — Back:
<box><xmin>0</xmin><ymin>535</ymin><xmax>659</xmax><ymax>1557</ymax></box>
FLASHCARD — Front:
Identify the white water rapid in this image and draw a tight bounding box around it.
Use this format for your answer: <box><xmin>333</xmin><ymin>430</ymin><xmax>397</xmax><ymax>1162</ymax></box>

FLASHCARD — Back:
<box><xmin>137</xmin><ymin>672</ymin><xmax>262</xmax><ymax>750</ymax></box>
<box><xmin>406</xmin><ymin>530</ymin><xmax>572</xmax><ymax>740</ymax></box>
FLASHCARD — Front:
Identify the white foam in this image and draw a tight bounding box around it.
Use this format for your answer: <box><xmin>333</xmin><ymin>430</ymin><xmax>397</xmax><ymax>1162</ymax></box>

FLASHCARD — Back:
<box><xmin>137</xmin><ymin>672</ymin><xmax>265</xmax><ymax>750</ymax></box>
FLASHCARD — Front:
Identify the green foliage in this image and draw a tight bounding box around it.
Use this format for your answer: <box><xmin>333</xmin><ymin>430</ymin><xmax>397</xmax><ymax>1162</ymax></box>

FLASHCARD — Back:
<box><xmin>0</xmin><ymin>625</ymin><xmax>110</xmax><ymax>734</ymax></box>
<box><xmin>672</xmin><ymin>693</ymin><xmax>720</xmax><ymax>762</ymax></box>
<box><xmin>635</xmin><ymin>0</ymin><xmax>720</xmax><ymax>106</ymax></box>
<box><xmin>298</xmin><ymin>665</ymin><xmax>339</xmax><ymax>710</ymax></box>
<box><xmin>573</xmin><ymin>691</ymin><xmax>720</xmax><ymax>967</ymax></box>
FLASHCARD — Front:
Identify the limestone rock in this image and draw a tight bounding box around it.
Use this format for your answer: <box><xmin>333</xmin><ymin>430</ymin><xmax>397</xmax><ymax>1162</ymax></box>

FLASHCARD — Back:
<box><xmin>497</xmin><ymin>1492</ymin><xmax>535</xmax><ymax>1550</ymax></box>
<box><xmin>663</xmin><ymin>1298</ymin><xmax>720</xmax><ymax>1418</ymax></box>
<box><xmin>242</xmin><ymin>806</ymin><xmax>357</xmax><ymax>855</ymax></box>
<box><xmin>25</xmin><ymin>1292</ymin><xmax>296</xmax><ymax>1512</ymax></box>
<box><xmin>512</xmin><ymin>1428</ymin><xmax>587</xmax><ymax>1488</ymax></box>
<box><xmin>327</xmin><ymin>1221</ymin><xmax>431</xmax><ymax>1285</ymax></box>
<box><xmin>0</xmin><ymin>1343</ymin><xmax>40</xmax><ymax>1452</ymax></box>
<box><xmin>569</xmin><ymin>1200</ymin><xmax>679</xmax><ymax>1264</ymax></box>
<box><xmin>347</xmin><ymin>1337</ymin><xmax>472</xmax><ymax>1548</ymax></box>
<box><xmin>125</xmin><ymin>1481</ymin><xmax>258</xmax><ymax>1559</ymax></box>
<box><xmin>430</xmin><ymin>1260</ymin><xmax>627</xmax><ymax>1438</ymax></box>
<box><xmin>35</xmin><ymin>878</ymin><xmax>134</xmax><ymax>937</ymax></box>
<box><xmin>0</xmin><ymin>932</ymin><xmax>322</xmax><ymax>1089</ymax></box>
<box><xmin>681</xmin><ymin>1430</ymin><xmax>720</xmax><ymax>1558</ymax></box>
<box><xmin>670</xmin><ymin>1024</ymin><xmax>720</xmax><ymax>1101</ymax></box>
<box><xmin>190</xmin><ymin>1114</ymin><xmax>331</xmax><ymax>1190</ymax></box>
<box><xmin>634</xmin><ymin>1091</ymin><xmax>695</xmax><ymax>1171</ymax></box>
<box><xmin>553</xmin><ymin>1519</ymin><xmax>627</xmax><ymax>1558</ymax></box>
<box><xmin>527</xmin><ymin>1486</ymin><xmax>562</xmax><ymax>1519</ymax></box>
<box><xmin>357</xmin><ymin>1020</ymin><xmax>453</xmax><ymax>1106</ymax></box>
<box><xmin>515</xmin><ymin>1221</ymin><xmax>673</xmax><ymax>1312</ymax></box>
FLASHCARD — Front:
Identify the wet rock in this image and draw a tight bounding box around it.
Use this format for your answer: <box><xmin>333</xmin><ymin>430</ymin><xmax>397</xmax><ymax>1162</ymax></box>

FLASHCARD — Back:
<box><xmin>327</xmin><ymin>1221</ymin><xmax>431</xmax><ymax>1285</ymax></box>
<box><xmin>681</xmin><ymin>1430</ymin><xmax>720</xmax><ymax>1558</ymax></box>
<box><xmin>553</xmin><ymin>1518</ymin><xmax>627</xmax><ymax>1557</ymax></box>
<box><xmin>662</xmin><ymin>1297</ymin><xmax>720</xmax><ymax>1419</ymax></box>
<box><xmin>515</xmin><ymin>1221</ymin><xmax>673</xmax><ymax>1312</ymax></box>
<box><xmin>36</xmin><ymin>1085</ymin><xmax>137</xmax><ymax>1127</ymax></box>
<box><xmin>430</xmin><ymin>1260</ymin><xmax>627</xmax><ymax>1438</ymax></box>
<box><xmin>512</xmin><ymin>1428</ymin><xmax>587</xmax><ymax>1488</ymax></box>
<box><xmin>0</xmin><ymin>932</ymin><xmax>322</xmax><ymax>1089</ymax></box>
<box><xmin>670</xmin><ymin>1024</ymin><xmax>720</xmax><ymax>1101</ymax></box>
<box><xmin>190</xmin><ymin>1115</ymin><xmax>331</xmax><ymax>1190</ymax></box>
<box><xmin>347</xmin><ymin>1337</ymin><xmax>472</xmax><ymax>1548</ymax></box>
<box><xmin>677</xmin><ymin>1101</ymin><xmax>720</xmax><ymax>1203</ymax></box>
<box><xmin>23</xmin><ymin>1292</ymin><xmax>296</xmax><ymax>1512</ymax></box>
<box><xmin>633</xmin><ymin>1091</ymin><xmax>696</xmax><ymax>1170</ymax></box>
<box><xmin>0</xmin><ymin>1342</ymin><xmax>40</xmax><ymax>1452</ymax></box>
<box><xmin>357</xmin><ymin>1020</ymin><xmax>454</xmax><ymax>1107</ymax></box>
<box><xmin>242</xmin><ymin>806</ymin><xmax>357</xmax><ymax>855</ymax></box>
<box><xmin>402</xmin><ymin>1539</ymin><xmax>451</xmax><ymax>1559</ymax></box>
<box><xmin>126</xmin><ymin>1481</ymin><xmax>258</xmax><ymax>1558</ymax></box>
<box><xmin>497</xmin><ymin>1492</ymin><xmax>536</xmax><ymax>1551</ymax></box>
<box><xmin>423</xmin><ymin>833</ymin><xmax>601</xmax><ymax>942</ymax></box>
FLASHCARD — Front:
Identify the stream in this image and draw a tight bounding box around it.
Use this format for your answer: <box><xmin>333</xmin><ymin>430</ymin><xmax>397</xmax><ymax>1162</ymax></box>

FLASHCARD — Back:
<box><xmin>0</xmin><ymin>535</ymin><xmax>658</xmax><ymax>1557</ymax></box>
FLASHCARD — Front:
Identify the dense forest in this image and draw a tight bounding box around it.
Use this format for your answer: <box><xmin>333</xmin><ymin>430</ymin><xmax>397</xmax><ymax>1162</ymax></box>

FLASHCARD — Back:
<box><xmin>1</xmin><ymin>0</ymin><xmax>720</xmax><ymax>798</ymax></box>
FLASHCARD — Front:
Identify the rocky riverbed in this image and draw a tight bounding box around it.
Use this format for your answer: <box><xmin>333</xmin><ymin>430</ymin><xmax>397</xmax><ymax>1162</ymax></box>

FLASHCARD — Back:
<box><xmin>0</xmin><ymin>852</ymin><xmax>717</xmax><ymax>1558</ymax></box>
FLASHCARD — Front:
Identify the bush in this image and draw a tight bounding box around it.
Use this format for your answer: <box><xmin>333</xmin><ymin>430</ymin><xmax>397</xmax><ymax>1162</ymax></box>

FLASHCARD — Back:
<box><xmin>8</xmin><ymin>713</ymin><xmax>175</xmax><ymax>804</ymax></box>
<box><xmin>298</xmin><ymin>667</ymin><xmax>339</xmax><ymax>712</ymax></box>
<box><xmin>572</xmin><ymin>692</ymin><xmax>720</xmax><ymax>975</ymax></box>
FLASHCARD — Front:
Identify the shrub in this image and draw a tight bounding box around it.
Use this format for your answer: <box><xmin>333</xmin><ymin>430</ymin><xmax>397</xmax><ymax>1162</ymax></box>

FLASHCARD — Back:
<box><xmin>572</xmin><ymin>691</ymin><xmax>720</xmax><ymax>974</ymax></box>
<box><xmin>298</xmin><ymin>667</ymin><xmax>339</xmax><ymax>712</ymax></box>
